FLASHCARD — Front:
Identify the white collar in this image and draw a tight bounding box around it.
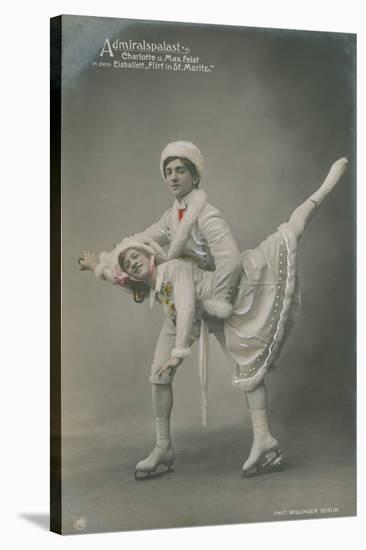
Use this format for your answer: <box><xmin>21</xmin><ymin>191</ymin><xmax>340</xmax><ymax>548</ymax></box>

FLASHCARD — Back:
<box><xmin>168</xmin><ymin>189</ymin><xmax>208</xmax><ymax>260</ymax></box>
<box><xmin>174</xmin><ymin>188</ymin><xmax>197</xmax><ymax>209</ymax></box>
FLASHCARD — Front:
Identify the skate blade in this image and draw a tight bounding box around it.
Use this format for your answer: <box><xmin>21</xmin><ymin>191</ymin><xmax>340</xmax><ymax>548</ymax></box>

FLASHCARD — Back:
<box><xmin>242</xmin><ymin>449</ymin><xmax>285</xmax><ymax>478</ymax></box>
<box><xmin>134</xmin><ymin>465</ymin><xmax>174</xmax><ymax>481</ymax></box>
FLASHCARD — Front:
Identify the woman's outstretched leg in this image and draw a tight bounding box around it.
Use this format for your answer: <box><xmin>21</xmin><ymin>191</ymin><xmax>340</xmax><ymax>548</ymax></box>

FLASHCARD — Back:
<box><xmin>242</xmin><ymin>381</ymin><xmax>282</xmax><ymax>475</ymax></box>
<box><xmin>288</xmin><ymin>157</ymin><xmax>348</xmax><ymax>240</ymax></box>
<box><xmin>135</xmin><ymin>383</ymin><xmax>175</xmax><ymax>478</ymax></box>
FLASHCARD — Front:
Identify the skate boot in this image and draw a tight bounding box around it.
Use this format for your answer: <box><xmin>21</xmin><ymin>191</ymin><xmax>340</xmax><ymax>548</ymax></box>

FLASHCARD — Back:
<box><xmin>242</xmin><ymin>408</ymin><xmax>284</xmax><ymax>478</ymax></box>
<box><xmin>134</xmin><ymin>416</ymin><xmax>174</xmax><ymax>480</ymax></box>
<box><xmin>134</xmin><ymin>444</ymin><xmax>175</xmax><ymax>480</ymax></box>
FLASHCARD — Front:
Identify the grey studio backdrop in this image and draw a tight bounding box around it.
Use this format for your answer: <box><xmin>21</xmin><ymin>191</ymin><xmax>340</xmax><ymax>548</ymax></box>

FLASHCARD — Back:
<box><xmin>59</xmin><ymin>16</ymin><xmax>356</xmax><ymax>534</ymax></box>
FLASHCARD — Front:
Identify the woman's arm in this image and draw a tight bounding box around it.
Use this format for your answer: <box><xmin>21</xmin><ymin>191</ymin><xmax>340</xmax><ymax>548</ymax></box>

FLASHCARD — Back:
<box><xmin>171</xmin><ymin>261</ymin><xmax>196</xmax><ymax>359</ymax></box>
<box><xmin>156</xmin><ymin>260</ymin><xmax>196</xmax><ymax>377</ymax></box>
<box><xmin>78</xmin><ymin>249</ymin><xmax>125</xmax><ymax>288</ymax></box>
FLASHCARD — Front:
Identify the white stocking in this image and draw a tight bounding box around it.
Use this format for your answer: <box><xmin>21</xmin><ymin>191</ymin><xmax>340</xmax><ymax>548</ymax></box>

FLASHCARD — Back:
<box><xmin>152</xmin><ymin>384</ymin><xmax>173</xmax><ymax>449</ymax></box>
<box><xmin>243</xmin><ymin>383</ymin><xmax>278</xmax><ymax>472</ymax></box>
<box><xmin>288</xmin><ymin>157</ymin><xmax>348</xmax><ymax>240</ymax></box>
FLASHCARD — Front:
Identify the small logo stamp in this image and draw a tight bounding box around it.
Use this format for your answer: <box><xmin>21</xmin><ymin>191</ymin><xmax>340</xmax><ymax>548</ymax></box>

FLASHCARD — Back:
<box><xmin>73</xmin><ymin>516</ymin><xmax>87</xmax><ymax>531</ymax></box>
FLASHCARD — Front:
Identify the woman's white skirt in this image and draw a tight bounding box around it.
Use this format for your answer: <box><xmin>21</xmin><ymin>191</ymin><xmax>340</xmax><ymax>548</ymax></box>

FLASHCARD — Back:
<box><xmin>225</xmin><ymin>222</ymin><xmax>300</xmax><ymax>392</ymax></box>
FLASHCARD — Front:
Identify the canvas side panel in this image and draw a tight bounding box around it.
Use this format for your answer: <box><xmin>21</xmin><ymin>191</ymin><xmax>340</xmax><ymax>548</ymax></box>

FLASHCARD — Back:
<box><xmin>50</xmin><ymin>15</ymin><xmax>62</xmax><ymax>536</ymax></box>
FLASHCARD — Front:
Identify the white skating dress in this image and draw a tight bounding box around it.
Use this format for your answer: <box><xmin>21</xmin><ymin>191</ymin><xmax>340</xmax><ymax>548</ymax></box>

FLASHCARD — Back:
<box><xmin>152</xmin><ymin>222</ymin><xmax>299</xmax><ymax>392</ymax></box>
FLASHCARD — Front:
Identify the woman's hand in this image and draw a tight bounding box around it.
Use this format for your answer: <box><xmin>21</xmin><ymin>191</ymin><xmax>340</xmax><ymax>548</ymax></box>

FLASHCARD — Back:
<box><xmin>78</xmin><ymin>250</ymin><xmax>98</xmax><ymax>271</ymax></box>
<box><xmin>157</xmin><ymin>356</ymin><xmax>183</xmax><ymax>378</ymax></box>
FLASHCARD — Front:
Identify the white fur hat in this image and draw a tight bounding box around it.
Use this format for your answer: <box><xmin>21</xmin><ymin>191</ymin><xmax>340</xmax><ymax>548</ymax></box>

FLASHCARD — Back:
<box><xmin>112</xmin><ymin>238</ymin><xmax>167</xmax><ymax>271</ymax></box>
<box><xmin>160</xmin><ymin>141</ymin><xmax>205</xmax><ymax>180</ymax></box>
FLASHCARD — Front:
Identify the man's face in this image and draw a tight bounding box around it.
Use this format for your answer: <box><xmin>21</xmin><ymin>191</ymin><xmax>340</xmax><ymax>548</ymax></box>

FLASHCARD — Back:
<box><xmin>164</xmin><ymin>159</ymin><xmax>197</xmax><ymax>199</ymax></box>
<box><xmin>122</xmin><ymin>249</ymin><xmax>150</xmax><ymax>281</ymax></box>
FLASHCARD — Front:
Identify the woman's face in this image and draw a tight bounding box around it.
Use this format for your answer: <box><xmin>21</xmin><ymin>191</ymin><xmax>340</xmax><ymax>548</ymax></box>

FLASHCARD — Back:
<box><xmin>164</xmin><ymin>158</ymin><xmax>197</xmax><ymax>199</ymax></box>
<box><xmin>122</xmin><ymin>248</ymin><xmax>151</xmax><ymax>281</ymax></box>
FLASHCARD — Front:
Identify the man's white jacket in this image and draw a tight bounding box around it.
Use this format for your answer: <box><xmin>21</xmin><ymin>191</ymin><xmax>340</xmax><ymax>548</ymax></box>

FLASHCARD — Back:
<box><xmin>125</xmin><ymin>188</ymin><xmax>242</xmax><ymax>319</ymax></box>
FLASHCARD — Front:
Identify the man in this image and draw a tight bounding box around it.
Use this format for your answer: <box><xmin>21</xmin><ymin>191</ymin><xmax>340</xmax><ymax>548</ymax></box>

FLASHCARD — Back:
<box><xmin>89</xmin><ymin>141</ymin><xmax>242</xmax><ymax>477</ymax></box>
<box><xmin>122</xmin><ymin>140</ymin><xmax>242</xmax><ymax>319</ymax></box>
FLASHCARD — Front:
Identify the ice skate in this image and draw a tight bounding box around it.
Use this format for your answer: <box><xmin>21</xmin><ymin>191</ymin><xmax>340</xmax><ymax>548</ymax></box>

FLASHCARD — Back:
<box><xmin>241</xmin><ymin>407</ymin><xmax>284</xmax><ymax>477</ymax></box>
<box><xmin>134</xmin><ymin>444</ymin><xmax>175</xmax><ymax>480</ymax></box>
<box><xmin>242</xmin><ymin>447</ymin><xmax>284</xmax><ymax>477</ymax></box>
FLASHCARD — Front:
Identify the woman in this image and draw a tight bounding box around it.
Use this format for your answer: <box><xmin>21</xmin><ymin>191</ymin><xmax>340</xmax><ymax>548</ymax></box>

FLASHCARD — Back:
<box><xmin>79</xmin><ymin>156</ymin><xmax>348</xmax><ymax>479</ymax></box>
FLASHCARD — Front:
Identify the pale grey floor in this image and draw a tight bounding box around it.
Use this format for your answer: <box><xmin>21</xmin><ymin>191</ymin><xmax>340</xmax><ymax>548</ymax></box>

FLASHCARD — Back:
<box><xmin>60</xmin><ymin>420</ymin><xmax>356</xmax><ymax>535</ymax></box>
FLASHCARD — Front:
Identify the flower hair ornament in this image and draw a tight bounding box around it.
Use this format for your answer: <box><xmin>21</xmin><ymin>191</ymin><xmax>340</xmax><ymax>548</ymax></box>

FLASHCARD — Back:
<box><xmin>113</xmin><ymin>253</ymin><xmax>156</xmax><ymax>287</ymax></box>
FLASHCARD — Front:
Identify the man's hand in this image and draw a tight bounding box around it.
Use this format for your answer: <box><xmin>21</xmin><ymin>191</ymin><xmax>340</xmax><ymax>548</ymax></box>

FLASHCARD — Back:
<box><xmin>77</xmin><ymin>250</ymin><xmax>98</xmax><ymax>271</ymax></box>
<box><xmin>157</xmin><ymin>356</ymin><xmax>183</xmax><ymax>378</ymax></box>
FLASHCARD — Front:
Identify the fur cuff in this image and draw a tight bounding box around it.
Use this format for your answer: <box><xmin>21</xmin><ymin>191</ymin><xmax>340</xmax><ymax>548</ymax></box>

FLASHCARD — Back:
<box><xmin>203</xmin><ymin>299</ymin><xmax>233</xmax><ymax>319</ymax></box>
<box><xmin>171</xmin><ymin>347</ymin><xmax>191</xmax><ymax>359</ymax></box>
<box><xmin>94</xmin><ymin>263</ymin><xmax>107</xmax><ymax>280</ymax></box>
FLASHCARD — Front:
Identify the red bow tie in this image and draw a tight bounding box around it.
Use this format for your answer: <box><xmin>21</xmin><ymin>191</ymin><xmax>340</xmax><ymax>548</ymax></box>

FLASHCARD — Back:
<box><xmin>178</xmin><ymin>207</ymin><xmax>187</xmax><ymax>221</ymax></box>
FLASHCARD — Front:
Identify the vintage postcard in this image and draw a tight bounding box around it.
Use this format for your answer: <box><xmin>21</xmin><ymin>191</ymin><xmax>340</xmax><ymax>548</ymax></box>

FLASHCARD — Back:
<box><xmin>51</xmin><ymin>14</ymin><xmax>356</xmax><ymax>535</ymax></box>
